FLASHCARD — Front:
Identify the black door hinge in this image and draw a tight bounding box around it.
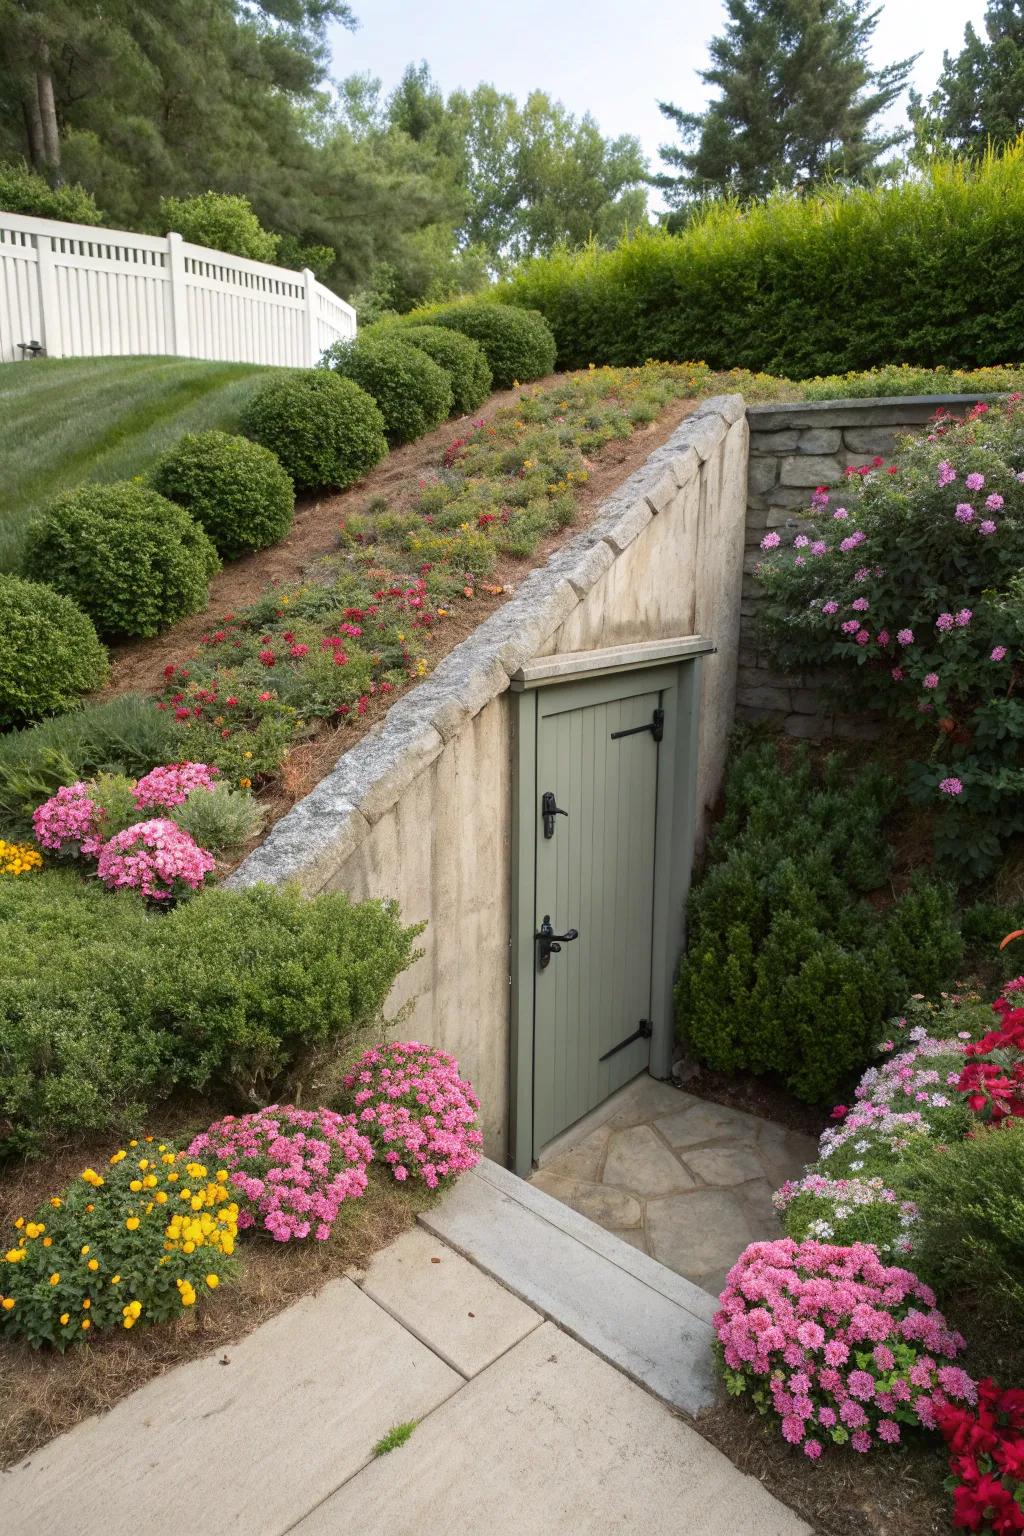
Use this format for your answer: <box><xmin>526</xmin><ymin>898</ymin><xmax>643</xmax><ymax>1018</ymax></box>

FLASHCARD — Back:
<box><xmin>610</xmin><ymin>707</ymin><xmax>663</xmax><ymax>743</ymax></box>
<box><xmin>599</xmin><ymin>1019</ymin><xmax>653</xmax><ymax>1062</ymax></box>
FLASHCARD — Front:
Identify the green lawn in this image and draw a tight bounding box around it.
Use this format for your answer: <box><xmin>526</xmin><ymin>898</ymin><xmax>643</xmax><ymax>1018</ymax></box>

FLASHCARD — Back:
<box><xmin>0</xmin><ymin>356</ymin><xmax>290</xmax><ymax>571</ymax></box>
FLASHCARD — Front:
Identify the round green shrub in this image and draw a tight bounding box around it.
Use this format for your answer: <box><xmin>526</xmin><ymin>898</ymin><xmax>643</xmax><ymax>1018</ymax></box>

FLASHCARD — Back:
<box><xmin>323</xmin><ymin>336</ymin><xmax>452</xmax><ymax>444</ymax></box>
<box><xmin>152</xmin><ymin>430</ymin><xmax>295</xmax><ymax>558</ymax></box>
<box><xmin>242</xmin><ymin>370</ymin><xmax>387</xmax><ymax>491</ymax></box>
<box><xmin>24</xmin><ymin>483</ymin><xmax>220</xmax><ymax>640</ymax></box>
<box><xmin>400</xmin><ymin>325</ymin><xmax>493</xmax><ymax>414</ymax></box>
<box><xmin>426</xmin><ymin>302</ymin><xmax>557</xmax><ymax>388</ymax></box>
<box><xmin>0</xmin><ymin>574</ymin><xmax>109</xmax><ymax>729</ymax></box>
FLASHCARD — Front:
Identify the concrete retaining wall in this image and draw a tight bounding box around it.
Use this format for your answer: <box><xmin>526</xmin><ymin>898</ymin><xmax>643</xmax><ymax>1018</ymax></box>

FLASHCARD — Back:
<box><xmin>740</xmin><ymin>395</ymin><xmax>994</xmax><ymax>738</ymax></box>
<box><xmin>230</xmin><ymin>397</ymin><xmax>749</xmax><ymax>1159</ymax></box>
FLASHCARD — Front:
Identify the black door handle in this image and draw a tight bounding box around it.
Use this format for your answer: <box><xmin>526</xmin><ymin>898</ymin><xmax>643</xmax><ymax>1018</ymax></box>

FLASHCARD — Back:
<box><xmin>536</xmin><ymin>914</ymin><xmax>579</xmax><ymax>968</ymax></box>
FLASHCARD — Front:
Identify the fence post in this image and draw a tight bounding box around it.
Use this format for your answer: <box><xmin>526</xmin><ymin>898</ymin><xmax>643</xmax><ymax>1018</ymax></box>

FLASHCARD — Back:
<box><xmin>167</xmin><ymin>231</ymin><xmax>190</xmax><ymax>357</ymax></box>
<box><xmin>35</xmin><ymin>233</ymin><xmax>61</xmax><ymax>356</ymax></box>
<box><xmin>302</xmin><ymin>267</ymin><xmax>319</xmax><ymax>366</ymax></box>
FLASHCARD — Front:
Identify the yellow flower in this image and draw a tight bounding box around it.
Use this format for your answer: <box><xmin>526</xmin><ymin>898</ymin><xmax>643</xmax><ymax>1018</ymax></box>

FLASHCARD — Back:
<box><xmin>87</xmin><ymin>1259</ymin><xmax>99</xmax><ymax>1272</ymax></box>
<box><xmin>155</xmin><ymin>1191</ymin><xmax>168</xmax><ymax>1205</ymax></box>
<box><xmin>143</xmin><ymin>1175</ymin><xmax>157</xmax><ymax>1188</ymax></box>
<box><xmin>122</xmin><ymin>1317</ymin><xmax>135</xmax><ymax>1330</ymax></box>
<box><xmin>111</xmin><ymin>1274</ymin><xmax>121</xmax><ymax>1284</ymax></box>
<box><xmin>109</xmin><ymin>1150</ymin><xmax>126</xmax><ymax>1165</ymax></box>
<box><xmin>82</xmin><ymin>1299</ymin><xmax>90</xmax><ymax>1310</ymax></box>
<box><xmin>50</xmin><ymin>1197</ymin><xmax>62</xmax><ymax>1208</ymax></box>
<box><xmin>129</xmin><ymin>1140</ymin><xmax>138</xmax><ymax>1148</ymax></box>
<box><xmin>13</xmin><ymin>1218</ymin><xmax>23</xmax><ymax>1229</ymax></box>
<box><xmin>81</xmin><ymin>1168</ymin><xmax>104</xmax><ymax>1188</ymax></box>
<box><xmin>81</xmin><ymin>1318</ymin><xmax>91</xmax><ymax>1330</ymax></box>
<box><xmin>138</xmin><ymin>1159</ymin><xmax>150</xmax><ymax>1171</ymax></box>
<box><xmin>206</xmin><ymin>1274</ymin><xmax>220</xmax><ymax>1289</ymax></box>
<box><xmin>49</xmin><ymin>1273</ymin><xmax>60</xmax><ymax>1285</ymax></box>
<box><xmin>125</xmin><ymin>1217</ymin><xmax>140</xmax><ymax>1232</ymax></box>
<box><xmin>4</xmin><ymin>1250</ymin><xmax>25</xmax><ymax>1263</ymax></box>
<box><xmin>25</xmin><ymin>1222</ymin><xmax>44</xmax><ymax>1239</ymax></box>
<box><xmin>215</xmin><ymin>1170</ymin><xmax>229</xmax><ymax>1184</ymax></box>
<box><xmin>80</xmin><ymin>1245</ymin><xmax>89</xmax><ymax>1256</ymax></box>
<box><xmin>1</xmin><ymin>1297</ymin><xmax>13</xmax><ymax>1310</ymax></box>
<box><xmin>60</xmin><ymin>1313</ymin><xmax>70</xmax><ymax>1326</ymax></box>
<box><xmin>239</xmin><ymin>777</ymin><xmax>252</xmax><ymax>789</ymax></box>
<box><xmin>42</xmin><ymin>1237</ymin><xmax>52</xmax><ymax>1247</ymax></box>
<box><xmin>123</xmin><ymin>1301</ymin><xmax>142</xmax><ymax>1320</ymax></box>
<box><xmin>129</xmin><ymin>1180</ymin><xmax>142</xmax><ymax>1193</ymax></box>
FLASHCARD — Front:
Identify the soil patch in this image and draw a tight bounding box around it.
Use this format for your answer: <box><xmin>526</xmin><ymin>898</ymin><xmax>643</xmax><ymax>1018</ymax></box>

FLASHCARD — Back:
<box><xmin>0</xmin><ymin>1111</ymin><xmax>434</xmax><ymax>1469</ymax></box>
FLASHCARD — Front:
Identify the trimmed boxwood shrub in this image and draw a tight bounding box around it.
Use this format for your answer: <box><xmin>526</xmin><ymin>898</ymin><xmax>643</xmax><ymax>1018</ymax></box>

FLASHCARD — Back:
<box><xmin>674</xmin><ymin>742</ymin><xmax>964</xmax><ymax>1101</ymax></box>
<box><xmin>424</xmin><ymin>302</ymin><xmax>556</xmax><ymax>389</ymax></box>
<box><xmin>323</xmin><ymin>336</ymin><xmax>452</xmax><ymax>444</ymax></box>
<box><xmin>152</xmin><ymin>430</ymin><xmax>295</xmax><ymax>557</ymax></box>
<box><xmin>0</xmin><ymin>574</ymin><xmax>108</xmax><ymax>729</ymax></box>
<box><xmin>24</xmin><ymin>483</ymin><xmax>219</xmax><ymax>639</ymax></box>
<box><xmin>400</xmin><ymin>325</ymin><xmax>493</xmax><ymax>414</ymax></box>
<box><xmin>242</xmin><ymin>370</ymin><xmax>387</xmax><ymax>491</ymax></box>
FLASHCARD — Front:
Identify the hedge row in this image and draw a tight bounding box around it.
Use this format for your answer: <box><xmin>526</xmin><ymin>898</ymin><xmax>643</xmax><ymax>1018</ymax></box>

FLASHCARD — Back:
<box><xmin>498</xmin><ymin>143</ymin><xmax>1024</xmax><ymax>378</ymax></box>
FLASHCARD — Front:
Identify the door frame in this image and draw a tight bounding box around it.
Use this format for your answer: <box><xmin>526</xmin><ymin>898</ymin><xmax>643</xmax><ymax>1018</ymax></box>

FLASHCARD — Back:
<box><xmin>508</xmin><ymin>635</ymin><xmax>713</xmax><ymax>1176</ymax></box>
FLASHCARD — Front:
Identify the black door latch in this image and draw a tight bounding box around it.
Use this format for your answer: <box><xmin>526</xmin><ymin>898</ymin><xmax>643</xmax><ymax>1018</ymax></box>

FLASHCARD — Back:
<box><xmin>610</xmin><ymin>707</ymin><xmax>664</xmax><ymax>743</ymax></box>
<box><xmin>536</xmin><ymin>914</ymin><xmax>579</xmax><ymax>968</ymax></box>
<box><xmin>541</xmin><ymin>790</ymin><xmax>568</xmax><ymax>839</ymax></box>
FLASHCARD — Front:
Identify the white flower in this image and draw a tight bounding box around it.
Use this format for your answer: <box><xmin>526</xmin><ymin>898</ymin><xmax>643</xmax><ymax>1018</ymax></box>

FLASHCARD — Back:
<box><xmin>849</xmin><ymin>1160</ymin><xmax>864</xmax><ymax>1171</ymax></box>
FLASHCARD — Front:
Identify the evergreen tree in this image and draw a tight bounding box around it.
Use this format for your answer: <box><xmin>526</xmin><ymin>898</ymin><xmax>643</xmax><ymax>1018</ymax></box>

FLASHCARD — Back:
<box><xmin>656</xmin><ymin>0</ymin><xmax>916</xmax><ymax>204</ymax></box>
<box><xmin>909</xmin><ymin>1</ymin><xmax>1024</xmax><ymax>156</ymax></box>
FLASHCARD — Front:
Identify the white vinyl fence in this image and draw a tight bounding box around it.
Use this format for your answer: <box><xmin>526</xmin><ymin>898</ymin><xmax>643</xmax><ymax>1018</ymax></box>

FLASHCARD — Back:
<box><xmin>0</xmin><ymin>212</ymin><xmax>356</xmax><ymax>367</ymax></box>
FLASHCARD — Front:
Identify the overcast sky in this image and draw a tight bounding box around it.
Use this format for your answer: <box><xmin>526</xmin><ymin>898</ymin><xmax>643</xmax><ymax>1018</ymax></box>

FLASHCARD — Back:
<box><xmin>328</xmin><ymin>0</ymin><xmax>989</xmax><ymax>203</ymax></box>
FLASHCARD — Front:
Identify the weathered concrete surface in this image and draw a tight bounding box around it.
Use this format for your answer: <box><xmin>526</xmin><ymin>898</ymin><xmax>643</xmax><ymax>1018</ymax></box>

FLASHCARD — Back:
<box><xmin>294</xmin><ymin>1322</ymin><xmax>810</xmax><ymax>1536</ymax></box>
<box><xmin>420</xmin><ymin>1157</ymin><xmax>719</xmax><ymax>1414</ymax></box>
<box><xmin>1</xmin><ymin>1280</ymin><xmax>460</xmax><ymax>1536</ymax></box>
<box><xmin>531</xmin><ymin>1079</ymin><xmax>816</xmax><ymax>1299</ymax></box>
<box><xmin>358</xmin><ymin>1224</ymin><xmax>542</xmax><ymax>1377</ymax></box>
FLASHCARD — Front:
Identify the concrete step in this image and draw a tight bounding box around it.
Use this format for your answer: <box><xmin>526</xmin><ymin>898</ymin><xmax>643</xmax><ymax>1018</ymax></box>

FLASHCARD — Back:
<box><xmin>419</xmin><ymin>1158</ymin><xmax>719</xmax><ymax>1416</ymax></box>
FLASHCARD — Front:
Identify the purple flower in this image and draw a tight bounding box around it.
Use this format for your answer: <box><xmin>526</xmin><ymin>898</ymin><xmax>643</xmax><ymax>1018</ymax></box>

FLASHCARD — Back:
<box><xmin>821</xmin><ymin>600</ymin><xmax>839</xmax><ymax>616</ymax></box>
<box><xmin>760</xmin><ymin>531</ymin><xmax>781</xmax><ymax>551</ymax></box>
<box><xmin>923</xmin><ymin>672</ymin><xmax>939</xmax><ymax>690</ymax></box>
<box><xmin>876</xmin><ymin>629</ymin><xmax>890</xmax><ymax>646</ymax></box>
<box><xmin>965</xmin><ymin>472</ymin><xmax>985</xmax><ymax>491</ymax></box>
<box><xmin>793</xmin><ymin>534</ymin><xmax>810</xmax><ymax>549</ymax></box>
<box><xmin>937</xmin><ymin>461</ymin><xmax>956</xmax><ymax>487</ymax></box>
<box><xmin>851</xmin><ymin>597</ymin><xmax>869</xmax><ymax>612</ymax></box>
<box><xmin>832</xmin><ymin>507</ymin><xmax>849</xmax><ymax>520</ymax></box>
<box><xmin>853</xmin><ymin>566</ymin><xmax>870</xmax><ymax>582</ymax></box>
<box><xmin>849</xmin><ymin>1370</ymin><xmax>877</xmax><ymax>1401</ymax></box>
<box><xmin>877</xmin><ymin>1420</ymin><xmax>901</xmax><ymax>1445</ymax></box>
<box><xmin>810</xmin><ymin>487</ymin><xmax>829</xmax><ymax>511</ymax></box>
<box><xmin>991</xmin><ymin>645</ymin><xmax>1008</xmax><ymax>661</ymax></box>
<box><xmin>856</xmin><ymin>629</ymin><xmax>870</xmax><ymax>645</ymax></box>
<box><xmin>935</xmin><ymin>612</ymin><xmax>954</xmax><ymax>632</ymax></box>
<box><xmin>955</xmin><ymin>608</ymin><xmax>972</xmax><ymax>627</ymax></box>
<box><xmin>985</xmin><ymin>493</ymin><xmax>1004</xmax><ymax>511</ymax></box>
<box><xmin>839</xmin><ymin>530</ymin><xmax>866</xmax><ymax>553</ymax></box>
<box><xmin>897</xmin><ymin>628</ymin><xmax>914</xmax><ymax>646</ymax></box>
<box><xmin>1016</xmin><ymin>471</ymin><xmax>1024</xmax><ymax>484</ymax></box>
<box><xmin>891</xmin><ymin>666</ymin><xmax>904</xmax><ymax>681</ymax></box>
<box><xmin>954</xmin><ymin>503</ymin><xmax>974</xmax><ymax>523</ymax></box>
<box><xmin>841</xmin><ymin>619</ymin><xmax>860</xmax><ymax>635</ymax></box>
<box><xmin>979</xmin><ymin>519</ymin><xmax>997</xmax><ymax>535</ymax></box>
<box><xmin>810</xmin><ymin>540</ymin><xmax>827</xmax><ymax>556</ymax></box>
<box><xmin>938</xmin><ymin>776</ymin><xmax>963</xmax><ymax>797</ymax></box>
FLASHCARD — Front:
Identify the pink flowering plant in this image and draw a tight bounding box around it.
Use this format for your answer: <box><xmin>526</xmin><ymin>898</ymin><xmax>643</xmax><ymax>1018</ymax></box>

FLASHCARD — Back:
<box><xmin>715</xmin><ymin>1237</ymin><xmax>977</xmax><ymax>1459</ymax></box>
<box><xmin>341</xmin><ymin>1042</ymin><xmax>483</xmax><ymax>1189</ymax></box>
<box><xmin>188</xmin><ymin>1106</ymin><xmax>374</xmax><ymax>1242</ymax></box>
<box><xmin>756</xmin><ymin>397</ymin><xmax>1024</xmax><ymax>874</ymax></box>
<box><xmin>32</xmin><ymin>781</ymin><xmax>105</xmax><ymax>858</ymax></box>
<box><xmin>95</xmin><ymin>817</ymin><xmax>214</xmax><ymax>902</ymax></box>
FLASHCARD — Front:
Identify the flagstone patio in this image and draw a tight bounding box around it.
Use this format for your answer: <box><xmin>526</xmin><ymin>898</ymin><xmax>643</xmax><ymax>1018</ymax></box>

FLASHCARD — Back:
<box><xmin>530</xmin><ymin>1075</ymin><xmax>818</xmax><ymax>1297</ymax></box>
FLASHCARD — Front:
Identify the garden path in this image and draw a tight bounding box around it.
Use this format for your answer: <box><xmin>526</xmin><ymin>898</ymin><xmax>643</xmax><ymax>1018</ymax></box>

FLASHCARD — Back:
<box><xmin>530</xmin><ymin>1075</ymin><xmax>817</xmax><ymax>1297</ymax></box>
<box><xmin>3</xmin><ymin>1173</ymin><xmax>808</xmax><ymax>1536</ymax></box>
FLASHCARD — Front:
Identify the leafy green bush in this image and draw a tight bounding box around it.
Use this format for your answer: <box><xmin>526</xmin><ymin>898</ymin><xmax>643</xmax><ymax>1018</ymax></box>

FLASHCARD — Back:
<box><xmin>399</xmin><ymin>325</ymin><xmax>493</xmax><ymax>414</ymax></box>
<box><xmin>0</xmin><ymin>574</ymin><xmax>108</xmax><ymax>729</ymax></box>
<box><xmin>902</xmin><ymin>1121</ymin><xmax>1024</xmax><ymax>1325</ymax></box>
<box><xmin>799</xmin><ymin>364</ymin><xmax>1024</xmax><ymax>400</ymax></box>
<box><xmin>498</xmin><ymin>142</ymin><xmax>1024</xmax><ymax>375</ymax></box>
<box><xmin>0</xmin><ymin>161</ymin><xmax>102</xmax><ymax>225</ymax></box>
<box><xmin>675</xmin><ymin>742</ymin><xmax>963</xmax><ymax>1101</ymax></box>
<box><xmin>0</xmin><ymin>872</ymin><xmax>167</xmax><ymax>1154</ymax></box>
<box><xmin>0</xmin><ymin>874</ymin><xmax>421</xmax><ymax>1153</ymax></box>
<box><xmin>419</xmin><ymin>302</ymin><xmax>557</xmax><ymax>388</ymax></box>
<box><xmin>756</xmin><ymin>396</ymin><xmax>1024</xmax><ymax>877</ymax></box>
<box><xmin>323</xmin><ymin>336</ymin><xmax>452</xmax><ymax>444</ymax></box>
<box><xmin>24</xmin><ymin>482</ymin><xmax>219</xmax><ymax>639</ymax></box>
<box><xmin>152</xmin><ymin>430</ymin><xmax>295</xmax><ymax>557</ymax></box>
<box><xmin>242</xmin><ymin>370</ymin><xmax>387</xmax><ymax>491</ymax></box>
<box><xmin>159</xmin><ymin>191</ymin><xmax>278</xmax><ymax>262</ymax></box>
<box><xmin>169</xmin><ymin>781</ymin><xmax>264</xmax><ymax>851</ymax></box>
<box><xmin>149</xmin><ymin>884</ymin><xmax>422</xmax><ymax>1105</ymax></box>
<box><xmin>0</xmin><ymin>694</ymin><xmax>180</xmax><ymax>838</ymax></box>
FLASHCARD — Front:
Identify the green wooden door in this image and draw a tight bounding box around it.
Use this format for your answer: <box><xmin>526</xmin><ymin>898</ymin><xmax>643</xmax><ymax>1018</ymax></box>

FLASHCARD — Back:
<box><xmin>532</xmin><ymin>674</ymin><xmax>662</xmax><ymax>1154</ymax></box>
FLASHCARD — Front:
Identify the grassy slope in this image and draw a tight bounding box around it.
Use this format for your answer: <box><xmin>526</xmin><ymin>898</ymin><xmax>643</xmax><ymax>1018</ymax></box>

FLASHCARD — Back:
<box><xmin>0</xmin><ymin>356</ymin><xmax>288</xmax><ymax>571</ymax></box>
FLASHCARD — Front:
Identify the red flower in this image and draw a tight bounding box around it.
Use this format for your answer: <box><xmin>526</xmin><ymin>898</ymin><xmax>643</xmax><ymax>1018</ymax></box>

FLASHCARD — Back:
<box><xmin>259</xmin><ymin>649</ymin><xmax>275</xmax><ymax>667</ymax></box>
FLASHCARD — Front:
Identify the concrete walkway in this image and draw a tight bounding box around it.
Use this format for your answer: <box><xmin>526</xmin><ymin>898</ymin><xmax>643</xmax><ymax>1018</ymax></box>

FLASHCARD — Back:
<box><xmin>2</xmin><ymin>1164</ymin><xmax>809</xmax><ymax>1536</ymax></box>
<box><xmin>531</xmin><ymin>1075</ymin><xmax>817</xmax><ymax>1296</ymax></box>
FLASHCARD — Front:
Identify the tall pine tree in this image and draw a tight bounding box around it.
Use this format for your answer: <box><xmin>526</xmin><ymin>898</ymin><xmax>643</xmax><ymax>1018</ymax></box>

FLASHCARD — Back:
<box><xmin>656</xmin><ymin>0</ymin><xmax>915</xmax><ymax>204</ymax></box>
<box><xmin>909</xmin><ymin>1</ymin><xmax>1024</xmax><ymax>156</ymax></box>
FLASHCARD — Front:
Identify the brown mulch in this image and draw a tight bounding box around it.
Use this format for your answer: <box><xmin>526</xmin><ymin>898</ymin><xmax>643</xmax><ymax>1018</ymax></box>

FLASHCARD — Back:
<box><xmin>90</xmin><ymin>380</ymin><xmax>698</xmax><ymax>867</ymax></box>
<box><xmin>677</xmin><ymin>1064</ymin><xmax>827</xmax><ymax>1139</ymax></box>
<box><xmin>0</xmin><ymin>1114</ymin><xmax>434</xmax><ymax>1470</ymax></box>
